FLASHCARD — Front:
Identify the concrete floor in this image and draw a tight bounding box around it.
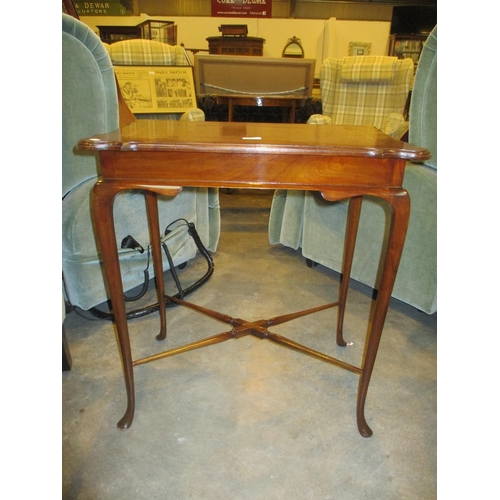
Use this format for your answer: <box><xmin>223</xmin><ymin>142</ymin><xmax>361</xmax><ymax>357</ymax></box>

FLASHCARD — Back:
<box><xmin>62</xmin><ymin>190</ymin><xmax>437</xmax><ymax>499</ymax></box>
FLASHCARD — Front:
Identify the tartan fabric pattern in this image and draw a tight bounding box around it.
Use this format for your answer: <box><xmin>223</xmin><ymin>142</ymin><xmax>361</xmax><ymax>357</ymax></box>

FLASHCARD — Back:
<box><xmin>108</xmin><ymin>39</ymin><xmax>187</xmax><ymax>66</ymax></box>
<box><xmin>320</xmin><ymin>56</ymin><xmax>413</xmax><ymax>130</ymax></box>
<box><xmin>340</xmin><ymin>56</ymin><xmax>396</xmax><ymax>82</ymax></box>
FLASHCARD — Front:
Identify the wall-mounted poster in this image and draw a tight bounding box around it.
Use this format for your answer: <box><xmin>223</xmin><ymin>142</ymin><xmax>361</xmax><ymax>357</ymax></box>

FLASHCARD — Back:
<box><xmin>114</xmin><ymin>66</ymin><xmax>197</xmax><ymax>114</ymax></box>
<box><xmin>211</xmin><ymin>0</ymin><xmax>272</xmax><ymax>19</ymax></box>
<box><xmin>75</xmin><ymin>0</ymin><xmax>138</xmax><ymax>16</ymax></box>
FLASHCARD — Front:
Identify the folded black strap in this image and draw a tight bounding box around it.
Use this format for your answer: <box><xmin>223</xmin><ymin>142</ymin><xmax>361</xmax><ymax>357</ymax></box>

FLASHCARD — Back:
<box><xmin>87</xmin><ymin>220</ymin><xmax>214</xmax><ymax>321</ymax></box>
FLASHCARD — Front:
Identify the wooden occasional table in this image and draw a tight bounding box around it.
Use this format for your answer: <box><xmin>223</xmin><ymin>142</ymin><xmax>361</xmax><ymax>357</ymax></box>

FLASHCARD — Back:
<box><xmin>215</xmin><ymin>95</ymin><xmax>307</xmax><ymax>123</ymax></box>
<box><xmin>78</xmin><ymin>120</ymin><xmax>430</xmax><ymax>437</ymax></box>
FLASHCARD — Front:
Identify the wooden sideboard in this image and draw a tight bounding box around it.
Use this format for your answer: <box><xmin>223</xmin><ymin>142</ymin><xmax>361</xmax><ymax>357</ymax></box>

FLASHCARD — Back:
<box><xmin>206</xmin><ymin>36</ymin><xmax>265</xmax><ymax>56</ymax></box>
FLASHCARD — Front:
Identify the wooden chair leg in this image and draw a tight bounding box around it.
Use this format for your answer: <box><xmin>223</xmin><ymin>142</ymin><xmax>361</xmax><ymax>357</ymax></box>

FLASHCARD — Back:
<box><xmin>62</xmin><ymin>325</ymin><xmax>72</xmax><ymax>372</ymax></box>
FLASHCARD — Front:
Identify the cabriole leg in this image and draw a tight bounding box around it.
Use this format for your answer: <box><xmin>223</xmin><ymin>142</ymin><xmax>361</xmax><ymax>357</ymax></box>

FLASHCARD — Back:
<box><xmin>91</xmin><ymin>181</ymin><xmax>135</xmax><ymax>430</ymax></box>
<box><xmin>356</xmin><ymin>189</ymin><xmax>410</xmax><ymax>437</ymax></box>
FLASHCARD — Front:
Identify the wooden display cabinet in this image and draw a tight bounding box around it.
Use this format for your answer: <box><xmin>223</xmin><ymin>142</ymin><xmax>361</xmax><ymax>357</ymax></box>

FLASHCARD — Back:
<box><xmin>207</xmin><ymin>36</ymin><xmax>265</xmax><ymax>56</ymax></box>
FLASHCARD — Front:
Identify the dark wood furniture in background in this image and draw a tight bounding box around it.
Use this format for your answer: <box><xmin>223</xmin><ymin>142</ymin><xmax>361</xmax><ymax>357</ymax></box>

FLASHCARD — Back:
<box><xmin>78</xmin><ymin>120</ymin><xmax>430</xmax><ymax>438</ymax></box>
<box><xmin>207</xmin><ymin>23</ymin><xmax>264</xmax><ymax>56</ymax></box>
<box><xmin>97</xmin><ymin>25</ymin><xmax>141</xmax><ymax>44</ymax></box>
<box><xmin>207</xmin><ymin>36</ymin><xmax>265</xmax><ymax>56</ymax></box>
<box><xmin>62</xmin><ymin>0</ymin><xmax>79</xmax><ymax>18</ymax></box>
<box><xmin>215</xmin><ymin>95</ymin><xmax>307</xmax><ymax>123</ymax></box>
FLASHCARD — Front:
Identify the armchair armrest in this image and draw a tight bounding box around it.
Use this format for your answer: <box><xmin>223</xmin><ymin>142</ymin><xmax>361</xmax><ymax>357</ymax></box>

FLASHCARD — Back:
<box><xmin>180</xmin><ymin>108</ymin><xmax>206</xmax><ymax>122</ymax></box>
<box><xmin>307</xmin><ymin>114</ymin><xmax>332</xmax><ymax>125</ymax></box>
<box><xmin>383</xmin><ymin>112</ymin><xmax>409</xmax><ymax>139</ymax></box>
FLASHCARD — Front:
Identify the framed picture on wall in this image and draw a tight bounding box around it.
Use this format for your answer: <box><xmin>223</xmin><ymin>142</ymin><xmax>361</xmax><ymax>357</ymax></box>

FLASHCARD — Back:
<box><xmin>114</xmin><ymin>66</ymin><xmax>196</xmax><ymax>113</ymax></box>
<box><xmin>348</xmin><ymin>42</ymin><xmax>372</xmax><ymax>56</ymax></box>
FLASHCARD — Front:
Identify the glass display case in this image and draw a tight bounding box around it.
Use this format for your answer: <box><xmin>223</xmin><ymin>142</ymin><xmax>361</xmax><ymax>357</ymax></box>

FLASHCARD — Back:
<box><xmin>137</xmin><ymin>20</ymin><xmax>177</xmax><ymax>45</ymax></box>
<box><xmin>98</xmin><ymin>20</ymin><xmax>177</xmax><ymax>45</ymax></box>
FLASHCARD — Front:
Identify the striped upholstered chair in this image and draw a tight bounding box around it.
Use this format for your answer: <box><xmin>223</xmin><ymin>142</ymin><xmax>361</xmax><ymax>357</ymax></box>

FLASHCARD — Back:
<box><xmin>269</xmin><ymin>44</ymin><xmax>437</xmax><ymax>314</ymax></box>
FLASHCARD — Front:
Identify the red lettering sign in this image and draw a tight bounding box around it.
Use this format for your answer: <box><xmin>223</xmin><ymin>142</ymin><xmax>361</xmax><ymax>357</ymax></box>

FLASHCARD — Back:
<box><xmin>211</xmin><ymin>0</ymin><xmax>272</xmax><ymax>19</ymax></box>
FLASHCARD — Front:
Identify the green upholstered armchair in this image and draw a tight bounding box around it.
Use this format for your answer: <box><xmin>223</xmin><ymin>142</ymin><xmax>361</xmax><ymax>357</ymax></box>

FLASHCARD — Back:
<box><xmin>62</xmin><ymin>14</ymin><xmax>220</xmax><ymax>312</ymax></box>
<box><xmin>268</xmin><ymin>29</ymin><xmax>437</xmax><ymax>314</ymax></box>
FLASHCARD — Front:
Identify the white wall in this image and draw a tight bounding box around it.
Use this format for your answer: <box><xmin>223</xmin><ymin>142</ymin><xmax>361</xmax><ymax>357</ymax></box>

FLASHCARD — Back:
<box><xmin>79</xmin><ymin>15</ymin><xmax>392</xmax><ymax>78</ymax></box>
<box><xmin>328</xmin><ymin>19</ymin><xmax>391</xmax><ymax>58</ymax></box>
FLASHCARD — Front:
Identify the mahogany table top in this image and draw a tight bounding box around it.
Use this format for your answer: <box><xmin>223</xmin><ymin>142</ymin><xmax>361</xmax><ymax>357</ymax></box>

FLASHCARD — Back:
<box><xmin>78</xmin><ymin>120</ymin><xmax>430</xmax><ymax>161</ymax></box>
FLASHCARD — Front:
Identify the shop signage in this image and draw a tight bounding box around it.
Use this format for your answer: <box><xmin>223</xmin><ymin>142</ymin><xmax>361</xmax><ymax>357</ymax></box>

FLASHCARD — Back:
<box><xmin>74</xmin><ymin>1</ymin><xmax>135</xmax><ymax>16</ymax></box>
<box><xmin>211</xmin><ymin>0</ymin><xmax>272</xmax><ymax>19</ymax></box>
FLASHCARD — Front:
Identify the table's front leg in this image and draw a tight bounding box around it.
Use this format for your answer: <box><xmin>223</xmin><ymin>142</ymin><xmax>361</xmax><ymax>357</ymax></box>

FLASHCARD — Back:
<box><xmin>91</xmin><ymin>181</ymin><xmax>135</xmax><ymax>430</ymax></box>
<box><xmin>356</xmin><ymin>188</ymin><xmax>411</xmax><ymax>437</ymax></box>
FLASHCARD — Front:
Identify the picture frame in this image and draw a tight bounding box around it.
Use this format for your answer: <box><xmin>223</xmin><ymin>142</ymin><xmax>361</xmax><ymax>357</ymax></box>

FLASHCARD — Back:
<box><xmin>113</xmin><ymin>66</ymin><xmax>196</xmax><ymax>114</ymax></box>
<box><xmin>348</xmin><ymin>42</ymin><xmax>372</xmax><ymax>56</ymax></box>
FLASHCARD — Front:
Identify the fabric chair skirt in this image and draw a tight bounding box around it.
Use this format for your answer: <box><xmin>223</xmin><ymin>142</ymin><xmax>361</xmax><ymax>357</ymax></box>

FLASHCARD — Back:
<box><xmin>268</xmin><ymin>163</ymin><xmax>436</xmax><ymax>314</ymax></box>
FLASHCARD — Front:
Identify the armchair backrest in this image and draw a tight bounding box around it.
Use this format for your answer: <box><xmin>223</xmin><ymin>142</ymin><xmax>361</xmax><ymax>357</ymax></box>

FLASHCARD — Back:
<box><xmin>409</xmin><ymin>26</ymin><xmax>437</xmax><ymax>169</ymax></box>
<box><xmin>62</xmin><ymin>14</ymin><xmax>119</xmax><ymax>198</ymax></box>
<box><xmin>108</xmin><ymin>39</ymin><xmax>188</xmax><ymax>67</ymax></box>
<box><xmin>319</xmin><ymin>56</ymin><xmax>414</xmax><ymax>129</ymax></box>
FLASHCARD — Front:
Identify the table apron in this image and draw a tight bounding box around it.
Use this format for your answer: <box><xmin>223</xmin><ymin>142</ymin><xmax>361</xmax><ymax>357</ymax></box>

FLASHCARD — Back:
<box><xmin>98</xmin><ymin>150</ymin><xmax>407</xmax><ymax>193</ymax></box>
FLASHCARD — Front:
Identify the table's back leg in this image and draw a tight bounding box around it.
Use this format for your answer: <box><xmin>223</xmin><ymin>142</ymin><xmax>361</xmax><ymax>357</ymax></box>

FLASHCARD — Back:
<box><xmin>144</xmin><ymin>191</ymin><xmax>167</xmax><ymax>341</ymax></box>
<box><xmin>356</xmin><ymin>189</ymin><xmax>411</xmax><ymax>437</ymax></box>
<box><xmin>91</xmin><ymin>181</ymin><xmax>135</xmax><ymax>430</ymax></box>
<box><xmin>289</xmin><ymin>102</ymin><xmax>296</xmax><ymax>123</ymax></box>
<box><xmin>337</xmin><ymin>196</ymin><xmax>363</xmax><ymax>347</ymax></box>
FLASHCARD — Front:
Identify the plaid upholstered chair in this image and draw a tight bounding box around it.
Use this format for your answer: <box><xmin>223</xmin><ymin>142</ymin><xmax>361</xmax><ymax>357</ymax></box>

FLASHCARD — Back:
<box><xmin>307</xmin><ymin>55</ymin><xmax>413</xmax><ymax>137</ymax></box>
<box><xmin>62</xmin><ymin>14</ymin><xmax>220</xmax><ymax>314</ymax></box>
<box><xmin>269</xmin><ymin>40</ymin><xmax>437</xmax><ymax>313</ymax></box>
<box><xmin>107</xmin><ymin>39</ymin><xmax>204</xmax><ymax>122</ymax></box>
